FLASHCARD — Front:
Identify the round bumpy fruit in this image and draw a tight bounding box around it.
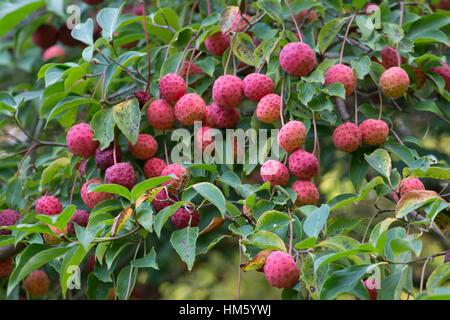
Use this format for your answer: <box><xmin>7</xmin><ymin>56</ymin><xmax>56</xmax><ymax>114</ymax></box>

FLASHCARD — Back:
<box><xmin>430</xmin><ymin>63</ymin><xmax>450</xmax><ymax>92</ymax></box>
<box><xmin>146</xmin><ymin>99</ymin><xmax>176</xmax><ymax>130</ymax></box>
<box><xmin>365</xmin><ymin>3</ymin><xmax>379</xmax><ymax>14</ymax></box>
<box><xmin>134</xmin><ymin>90</ymin><xmax>151</xmax><ymax>108</ymax></box>
<box><xmin>66</xmin><ymin>123</ymin><xmax>99</xmax><ymax>158</ymax></box>
<box><xmin>67</xmin><ymin>210</ymin><xmax>90</xmax><ymax>234</ymax></box>
<box><xmin>291</xmin><ymin>180</ymin><xmax>319</xmax><ymax>207</ymax></box>
<box><xmin>204</xmin><ymin>31</ymin><xmax>230</xmax><ymax>56</ymax></box>
<box><xmin>263</xmin><ymin>251</ymin><xmax>300</xmax><ymax>288</ymax></box>
<box><xmin>256</xmin><ymin>94</ymin><xmax>281</xmax><ymax>124</ymax></box>
<box><xmin>0</xmin><ymin>209</ymin><xmax>20</xmax><ymax>235</ymax></box>
<box><xmin>242</xmin><ymin>73</ymin><xmax>274</xmax><ymax>102</ymax></box>
<box><xmin>171</xmin><ymin>208</ymin><xmax>200</xmax><ymax>229</ymax></box>
<box><xmin>260</xmin><ymin>160</ymin><xmax>290</xmax><ymax>187</ymax></box>
<box><xmin>393</xmin><ymin>178</ymin><xmax>425</xmax><ymax>202</ymax></box>
<box><xmin>179</xmin><ymin>61</ymin><xmax>203</xmax><ymax>78</ymax></box>
<box><xmin>380</xmin><ymin>46</ymin><xmax>406</xmax><ymax>69</ymax></box>
<box><xmin>151</xmin><ymin>189</ymin><xmax>177</xmax><ymax>212</ymax></box>
<box><xmin>209</xmin><ymin>104</ymin><xmax>240</xmax><ymax>128</ymax></box>
<box><xmin>36</xmin><ymin>196</ymin><xmax>62</xmax><ymax>216</ymax></box>
<box><xmin>143</xmin><ymin>158</ymin><xmax>167</xmax><ymax>179</ymax></box>
<box><xmin>24</xmin><ymin>270</ymin><xmax>49</xmax><ymax>297</ymax></box>
<box><xmin>161</xmin><ymin>164</ymin><xmax>188</xmax><ymax>194</ymax></box>
<box><xmin>332</xmin><ymin>122</ymin><xmax>362</xmax><ymax>153</ymax></box>
<box><xmin>359</xmin><ymin>119</ymin><xmax>389</xmax><ymax>146</ymax></box>
<box><xmin>159</xmin><ymin>73</ymin><xmax>186</xmax><ymax>102</ymax></box>
<box><xmin>174</xmin><ymin>93</ymin><xmax>206</xmax><ymax>126</ymax></box>
<box><xmin>0</xmin><ymin>258</ymin><xmax>13</xmax><ymax>278</ymax></box>
<box><xmin>195</xmin><ymin>126</ymin><xmax>215</xmax><ymax>152</ymax></box>
<box><xmin>279</xmin><ymin>42</ymin><xmax>315</xmax><ymax>77</ymax></box>
<box><xmin>43</xmin><ymin>45</ymin><xmax>66</xmax><ymax>62</ymax></box>
<box><xmin>128</xmin><ymin>134</ymin><xmax>158</xmax><ymax>160</ymax></box>
<box><xmin>94</xmin><ymin>144</ymin><xmax>122</xmax><ymax>170</ymax></box>
<box><xmin>58</xmin><ymin>25</ymin><xmax>82</xmax><ymax>47</ymax></box>
<box><xmin>363</xmin><ymin>279</ymin><xmax>379</xmax><ymax>300</ymax></box>
<box><xmin>288</xmin><ymin>149</ymin><xmax>319</xmax><ymax>179</ymax></box>
<box><xmin>202</xmin><ymin>105</ymin><xmax>216</xmax><ymax>128</ymax></box>
<box><xmin>32</xmin><ymin>24</ymin><xmax>58</xmax><ymax>49</ymax></box>
<box><xmin>81</xmin><ymin>178</ymin><xmax>114</xmax><ymax>209</ymax></box>
<box><xmin>212</xmin><ymin>75</ymin><xmax>243</xmax><ymax>109</ymax></box>
<box><xmin>325</xmin><ymin>64</ymin><xmax>357</xmax><ymax>97</ymax></box>
<box><xmin>379</xmin><ymin>67</ymin><xmax>410</xmax><ymax>98</ymax></box>
<box><xmin>105</xmin><ymin>163</ymin><xmax>136</xmax><ymax>190</ymax></box>
<box><xmin>82</xmin><ymin>0</ymin><xmax>105</xmax><ymax>5</ymax></box>
<box><xmin>278</xmin><ymin>120</ymin><xmax>306</xmax><ymax>152</ymax></box>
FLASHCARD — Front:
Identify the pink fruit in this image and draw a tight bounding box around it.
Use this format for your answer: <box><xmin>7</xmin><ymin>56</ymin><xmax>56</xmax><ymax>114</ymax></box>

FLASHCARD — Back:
<box><xmin>174</xmin><ymin>93</ymin><xmax>206</xmax><ymax>126</ymax></box>
<box><xmin>0</xmin><ymin>209</ymin><xmax>20</xmax><ymax>235</ymax></box>
<box><xmin>134</xmin><ymin>90</ymin><xmax>151</xmax><ymax>108</ymax></box>
<box><xmin>325</xmin><ymin>64</ymin><xmax>357</xmax><ymax>96</ymax></box>
<box><xmin>212</xmin><ymin>75</ymin><xmax>243</xmax><ymax>109</ymax></box>
<box><xmin>279</xmin><ymin>42</ymin><xmax>315</xmax><ymax>77</ymax></box>
<box><xmin>195</xmin><ymin>126</ymin><xmax>215</xmax><ymax>152</ymax></box>
<box><xmin>379</xmin><ymin>67</ymin><xmax>410</xmax><ymax>98</ymax></box>
<box><xmin>230</xmin><ymin>13</ymin><xmax>251</xmax><ymax>33</ymax></box>
<box><xmin>263</xmin><ymin>251</ymin><xmax>300</xmax><ymax>288</ymax></box>
<box><xmin>146</xmin><ymin>99</ymin><xmax>176</xmax><ymax>130</ymax></box>
<box><xmin>43</xmin><ymin>45</ymin><xmax>65</xmax><ymax>62</ymax></box>
<box><xmin>143</xmin><ymin>158</ymin><xmax>167</xmax><ymax>179</ymax></box>
<box><xmin>128</xmin><ymin>134</ymin><xmax>158</xmax><ymax>160</ymax></box>
<box><xmin>94</xmin><ymin>144</ymin><xmax>122</xmax><ymax>170</ymax></box>
<box><xmin>202</xmin><ymin>105</ymin><xmax>216</xmax><ymax>128</ymax></box>
<box><xmin>32</xmin><ymin>24</ymin><xmax>57</xmax><ymax>49</ymax></box>
<box><xmin>81</xmin><ymin>178</ymin><xmax>114</xmax><ymax>210</ymax></box>
<box><xmin>260</xmin><ymin>160</ymin><xmax>290</xmax><ymax>187</ymax></box>
<box><xmin>288</xmin><ymin>149</ymin><xmax>319</xmax><ymax>179</ymax></box>
<box><xmin>204</xmin><ymin>31</ymin><xmax>230</xmax><ymax>56</ymax></box>
<box><xmin>332</xmin><ymin>122</ymin><xmax>362</xmax><ymax>153</ymax></box>
<box><xmin>171</xmin><ymin>207</ymin><xmax>200</xmax><ymax>229</ymax></box>
<box><xmin>209</xmin><ymin>103</ymin><xmax>240</xmax><ymax>128</ymax></box>
<box><xmin>67</xmin><ymin>210</ymin><xmax>89</xmax><ymax>234</ymax></box>
<box><xmin>66</xmin><ymin>123</ymin><xmax>99</xmax><ymax>158</ymax></box>
<box><xmin>393</xmin><ymin>178</ymin><xmax>425</xmax><ymax>202</ymax></box>
<box><xmin>430</xmin><ymin>63</ymin><xmax>450</xmax><ymax>92</ymax></box>
<box><xmin>105</xmin><ymin>163</ymin><xmax>136</xmax><ymax>190</ymax></box>
<box><xmin>242</xmin><ymin>73</ymin><xmax>274</xmax><ymax>102</ymax></box>
<box><xmin>161</xmin><ymin>164</ymin><xmax>188</xmax><ymax>194</ymax></box>
<box><xmin>381</xmin><ymin>46</ymin><xmax>406</xmax><ymax>69</ymax></box>
<box><xmin>36</xmin><ymin>196</ymin><xmax>62</xmax><ymax>216</ymax></box>
<box><xmin>151</xmin><ymin>189</ymin><xmax>177</xmax><ymax>212</ymax></box>
<box><xmin>159</xmin><ymin>73</ymin><xmax>186</xmax><ymax>102</ymax></box>
<box><xmin>365</xmin><ymin>3</ymin><xmax>379</xmax><ymax>14</ymax></box>
<box><xmin>278</xmin><ymin>120</ymin><xmax>306</xmax><ymax>153</ymax></box>
<box><xmin>291</xmin><ymin>180</ymin><xmax>319</xmax><ymax>206</ymax></box>
<box><xmin>179</xmin><ymin>61</ymin><xmax>203</xmax><ymax>78</ymax></box>
<box><xmin>256</xmin><ymin>94</ymin><xmax>281</xmax><ymax>123</ymax></box>
<box><xmin>0</xmin><ymin>258</ymin><xmax>12</xmax><ymax>278</ymax></box>
<box><xmin>363</xmin><ymin>278</ymin><xmax>379</xmax><ymax>300</ymax></box>
<box><xmin>24</xmin><ymin>270</ymin><xmax>49</xmax><ymax>297</ymax></box>
<box><xmin>359</xmin><ymin>119</ymin><xmax>389</xmax><ymax>146</ymax></box>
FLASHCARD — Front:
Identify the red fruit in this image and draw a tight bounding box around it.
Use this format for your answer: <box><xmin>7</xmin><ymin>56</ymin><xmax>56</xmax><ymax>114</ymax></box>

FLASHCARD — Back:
<box><xmin>437</xmin><ymin>0</ymin><xmax>450</xmax><ymax>10</ymax></box>
<box><xmin>0</xmin><ymin>209</ymin><xmax>20</xmax><ymax>235</ymax></box>
<box><xmin>57</xmin><ymin>25</ymin><xmax>82</xmax><ymax>46</ymax></box>
<box><xmin>430</xmin><ymin>63</ymin><xmax>450</xmax><ymax>92</ymax></box>
<box><xmin>143</xmin><ymin>158</ymin><xmax>167</xmax><ymax>179</ymax></box>
<box><xmin>0</xmin><ymin>259</ymin><xmax>13</xmax><ymax>278</ymax></box>
<box><xmin>242</xmin><ymin>73</ymin><xmax>274</xmax><ymax>102</ymax></box>
<box><xmin>67</xmin><ymin>210</ymin><xmax>89</xmax><ymax>234</ymax></box>
<box><xmin>146</xmin><ymin>99</ymin><xmax>176</xmax><ymax>130</ymax></box>
<box><xmin>179</xmin><ymin>61</ymin><xmax>203</xmax><ymax>78</ymax></box>
<box><xmin>159</xmin><ymin>73</ymin><xmax>186</xmax><ymax>102</ymax></box>
<box><xmin>82</xmin><ymin>0</ymin><xmax>104</xmax><ymax>4</ymax></box>
<box><xmin>380</xmin><ymin>46</ymin><xmax>406</xmax><ymax>70</ymax></box>
<box><xmin>174</xmin><ymin>93</ymin><xmax>206</xmax><ymax>126</ymax></box>
<box><xmin>202</xmin><ymin>105</ymin><xmax>216</xmax><ymax>128</ymax></box>
<box><xmin>209</xmin><ymin>103</ymin><xmax>240</xmax><ymax>128</ymax></box>
<box><xmin>379</xmin><ymin>67</ymin><xmax>410</xmax><ymax>98</ymax></box>
<box><xmin>161</xmin><ymin>164</ymin><xmax>188</xmax><ymax>194</ymax></box>
<box><xmin>365</xmin><ymin>3</ymin><xmax>379</xmax><ymax>14</ymax></box>
<box><xmin>195</xmin><ymin>126</ymin><xmax>215</xmax><ymax>152</ymax></box>
<box><xmin>332</xmin><ymin>122</ymin><xmax>362</xmax><ymax>153</ymax></box>
<box><xmin>359</xmin><ymin>119</ymin><xmax>389</xmax><ymax>146</ymax></box>
<box><xmin>260</xmin><ymin>160</ymin><xmax>290</xmax><ymax>187</ymax></box>
<box><xmin>36</xmin><ymin>196</ymin><xmax>62</xmax><ymax>216</ymax></box>
<box><xmin>43</xmin><ymin>45</ymin><xmax>65</xmax><ymax>62</ymax></box>
<box><xmin>94</xmin><ymin>144</ymin><xmax>122</xmax><ymax>170</ymax></box>
<box><xmin>204</xmin><ymin>31</ymin><xmax>230</xmax><ymax>56</ymax></box>
<box><xmin>263</xmin><ymin>251</ymin><xmax>300</xmax><ymax>288</ymax></box>
<box><xmin>291</xmin><ymin>180</ymin><xmax>319</xmax><ymax>206</ymax></box>
<box><xmin>278</xmin><ymin>120</ymin><xmax>306</xmax><ymax>153</ymax></box>
<box><xmin>32</xmin><ymin>25</ymin><xmax>58</xmax><ymax>49</ymax></box>
<box><xmin>256</xmin><ymin>94</ymin><xmax>281</xmax><ymax>124</ymax></box>
<box><xmin>105</xmin><ymin>163</ymin><xmax>136</xmax><ymax>190</ymax></box>
<box><xmin>81</xmin><ymin>178</ymin><xmax>114</xmax><ymax>210</ymax></box>
<box><xmin>67</xmin><ymin>123</ymin><xmax>99</xmax><ymax>158</ymax></box>
<box><xmin>279</xmin><ymin>42</ymin><xmax>315</xmax><ymax>77</ymax></box>
<box><xmin>363</xmin><ymin>278</ymin><xmax>379</xmax><ymax>300</ymax></box>
<box><xmin>288</xmin><ymin>149</ymin><xmax>319</xmax><ymax>179</ymax></box>
<box><xmin>325</xmin><ymin>64</ymin><xmax>357</xmax><ymax>96</ymax></box>
<box><xmin>87</xmin><ymin>254</ymin><xmax>96</xmax><ymax>272</ymax></box>
<box><xmin>134</xmin><ymin>90</ymin><xmax>151</xmax><ymax>108</ymax></box>
<box><xmin>128</xmin><ymin>134</ymin><xmax>158</xmax><ymax>160</ymax></box>
<box><xmin>171</xmin><ymin>208</ymin><xmax>200</xmax><ymax>229</ymax></box>
<box><xmin>24</xmin><ymin>270</ymin><xmax>49</xmax><ymax>297</ymax></box>
<box><xmin>393</xmin><ymin>178</ymin><xmax>425</xmax><ymax>202</ymax></box>
<box><xmin>151</xmin><ymin>189</ymin><xmax>177</xmax><ymax>212</ymax></box>
<box><xmin>212</xmin><ymin>75</ymin><xmax>243</xmax><ymax>109</ymax></box>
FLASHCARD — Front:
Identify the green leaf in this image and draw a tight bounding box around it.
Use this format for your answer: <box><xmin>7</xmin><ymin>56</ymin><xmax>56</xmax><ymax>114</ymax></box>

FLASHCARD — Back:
<box><xmin>136</xmin><ymin>202</ymin><xmax>154</xmax><ymax>233</ymax></box>
<box><xmin>115</xmin><ymin>265</ymin><xmax>137</xmax><ymax>300</ymax></box>
<box><xmin>86</xmin><ymin>273</ymin><xmax>112</xmax><ymax>300</ymax></box>
<box><xmin>54</xmin><ymin>205</ymin><xmax>76</xmax><ymax>232</ymax></box>
<box><xmin>378</xmin><ymin>266</ymin><xmax>408</xmax><ymax>300</ymax></box>
<box><xmin>91</xmin><ymin>108</ymin><xmax>116</xmax><ymax>150</ymax></box>
<box><xmin>0</xmin><ymin>0</ymin><xmax>45</xmax><ymax>37</ymax></box>
<box><xmin>328</xmin><ymin>194</ymin><xmax>356</xmax><ymax>211</ymax></box>
<box><xmin>113</xmin><ymin>99</ymin><xmax>141</xmax><ymax>145</ymax></box>
<box><xmin>6</xmin><ymin>177</ymin><xmax>22</xmax><ymax>210</ymax></box>
<box><xmin>368</xmin><ymin>60</ymin><xmax>385</xmax><ymax>84</ymax></box>
<box><xmin>40</xmin><ymin>157</ymin><xmax>70</xmax><ymax>190</ymax></box>
<box><xmin>170</xmin><ymin>227</ymin><xmax>199</xmax><ymax>271</ymax></box>
<box><xmin>75</xmin><ymin>223</ymin><xmax>100</xmax><ymax>252</ymax></box>
<box><xmin>131</xmin><ymin>176</ymin><xmax>173</xmax><ymax>202</ymax></box>
<box><xmin>313</xmin><ymin>244</ymin><xmax>375</xmax><ymax>271</ymax></box>
<box><xmin>318</xmin><ymin>18</ymin><xmax>347</xmax><ymax>53</ymax></box>
<box><xmin>402</xmin><ymin>167</ymin><xmax>450</xmax><ymax>181</ymax></box>
<box><xmin>294</xmin><ymin>237</ymin><xmax>317</xmax><ymax>250</ymax></box>
<box><xmin>247</xmin><ymin>230</ymin><xmax>287</xmax><ymax>251</ymax></box>
<box><xmin>71</xmin><ymin>18</ymin><xmax>94</xmax><ymax>45</ymax></box>
<box><xmin>131</xmin><ymin>247</ymin><xmax>159</xmax><ymax>269</ymax></box>
<box><xmin>104</xmin><ymin>51</ymin><xmax>146</xmax><ymax>95</ymax></box>
<box><xmin>355</xmin><ymin>15</ymin><xmax>374</xmax><ymax>39</ymax></box>
<box><xmin>192</xmin><ymin>182</ymin><xmax>226</xmax><ymax>217</ymax></box>
<box><xmin>89</xmin><ymin>183</ymin><xmax>131</xmax><ymax>201</ymax></box>
<box><xmin>303</xmin><ymin>204</ymin><xmax>330</xmax><ymax>238</ymax></box>
<box><xmin>231</xmin><ymin>32</ymin><xmax>256</xmax><ymax>67</ymax></box>
<box><xmin>396</xmin><ymin>190</ymin><xmax>444</xmax><ymax>219</ymax></box>
<box><xmin>46</xmin><ymin>96</ymin><xmax>99</xmax><ymax>124</ymax></box>
<box><xmin>60</xmin><ymin>244</ymin><xmax>90</xmax><ymax>299</ymax></box>
<box><xmin>97</xmin><ymin>7</ymin><xmax>121</xmax><ymax>41</ymax></box>
<box><xmin>255</xmin><ymin>210</ymin><xmax>293</xmax><ymax>231</ymax></box>
<box><xmin>355</xmin><ymin>176</ymin><xmax>384</xmax><ymax>204</ymax></box>
<box><xmin>406</xmin><ymin>14</ymin><xmax>450</xmax><ymax>41</ymax></box>
<box><xmin>364</xmin><ymin>148</ymin><xmax>391</xmax><ymax>179</ymax></box>
<box><xmin>427</xmin><ymin>263</ymin><xmax>450</xmax><ymax>291</ymax></box>
<box><xmin>257</xmin><ymin>0</ymin><xmax>284</xmax><ymax>26</ymax></box>
<box><xmin>384</xmin><ymin>143</ymin><xmax>415</xmax><ymax>166</ymax></box>
<box><xmin>154</xmin><ymin>201</ymin><xmax>187</xmax><ymax>238</ymax></box>
<box><xmin>369</xmin><ymin>217</ymin><xmax>396</xmax><ymax>252</ymax></box>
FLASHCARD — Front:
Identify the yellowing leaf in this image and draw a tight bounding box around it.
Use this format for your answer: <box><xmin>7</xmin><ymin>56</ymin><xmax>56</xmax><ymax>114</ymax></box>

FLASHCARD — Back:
<box><xmin>219</xmin><ymin>6</ymin><xmax>240</xmax><ymax>33</ymax></box>
<box><xmin>396</xmin><ymin>190</ymin><xmax>445</xmax><ymax>219</ymax></box>
<box><xmin>135</xmin><ymin>186</ymin><xmax>163</xmax><ymax>209</ymax></box>
<box><xmin>240</xmin><ymin>250</ymin><xmax>273</xmax><ymax>272</ymax></box>
<box><xmin>199</xmin><ymin>217</ymin><xmax>225</xmax><ymax>236</ymax></box>
<box><xmin>111</xmin><ymin>206</ymin><xmax>133</xmax><ymax>237</ymax></box>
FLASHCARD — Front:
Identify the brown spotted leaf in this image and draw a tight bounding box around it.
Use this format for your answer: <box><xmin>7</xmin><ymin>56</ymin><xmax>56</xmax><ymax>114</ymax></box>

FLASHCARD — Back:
<box><xmin>231</xmin><ymin>32</ymin><xmax>256</xmax><ymax>66</ymax></box>
<box><xmin>219</xmin><ymin>6</ymin><xmax>240</xmax><ymax>33</ymax></box>
<box><xmin>199</xmin><ymin>217</ymin><xmax>225</xmax><ymax>236</ymax></box>
<box><xmin>111</xmin><ymin>206</ymin><xmax>133</xmax><ymax>237</ymax></box>
<box><xmin>135</xmin><ymin>186</ymin><xmax>163</xmax><ymax>209</ymax></box>
<box><xmin>241</xmin><ymin>249</ymin><xmax>274</xmax><ymax>272</ymax></box>
<box><xmin>396</xmin><ymin>190</ymin><xmax>445</xmax><ymax>219</ymax></box>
